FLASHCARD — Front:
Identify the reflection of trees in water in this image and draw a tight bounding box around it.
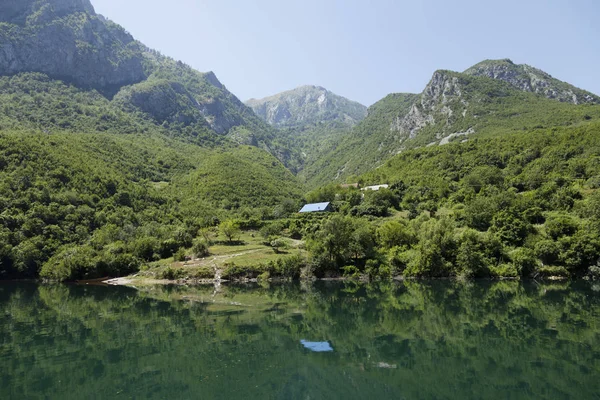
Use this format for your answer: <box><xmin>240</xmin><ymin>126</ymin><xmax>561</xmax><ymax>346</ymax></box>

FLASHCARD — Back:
<box><xmin>0</xmin><ymin>281</ymin><xmax>598</xmax><ymax>399</ymax></box>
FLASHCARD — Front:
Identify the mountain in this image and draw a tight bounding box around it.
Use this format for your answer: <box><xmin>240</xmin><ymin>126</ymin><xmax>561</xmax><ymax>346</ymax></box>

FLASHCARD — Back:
<box><xmin>464</xmin><ymin>59</ymin><xmax>600</xmax><ymax>104</ymax></box>
<box><xmin>246</xmin><ymin>85</ymin><xmax>367</xmax><ymax>128</ymax></box>
<box><xmin>304</xmin><ymin>59</ymin><xmax>600</xmax><ymax>186</ymax></box>
<box><xmin>0</xmin><ymin>0</ymin><xmax>300</xmax><ymax>169</ymax></box>
<box><xmin>0</xmin><ymin>0</ymin><xmax>305</xmax><ymax>280</ymax></box>
<box><xmin>246</xmin><ymin>86</ymin><xmax>367</xmax><ymax>181</ymax></box>
<box><xmin>300</xmin><ymin>92</ymin><xmax>418</xmax><ymax>187</ymax></box>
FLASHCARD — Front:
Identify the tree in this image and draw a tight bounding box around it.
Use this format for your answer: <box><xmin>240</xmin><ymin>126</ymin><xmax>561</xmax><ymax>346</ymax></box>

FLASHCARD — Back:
<box><xmin>490</xmin><ymin>211</ymin><xmax>530</xmax><ymax>246</ymax></box>
<box><xmin>405</xmin><ymin>217</ymin><xmax>456</xmax><ymax>277</ymax></box>
<box><xmin>219</xmin><ymin>220</ymin><xmax>241</xmax><ymax>243</ymax></box>
<box><xmin>307</xmin><ymin>215</ymin><xmax>356</xmax><ymax>269</ymax></box>
<box><xmin>455</xmin><ymin>229</ymin><xmax>490</xmax><ymax>278</ymax></box>
<box><xmin>192</xmin><ymin>239</ymin><xmax>210</xmax><ymax>258</ymax></box>
<box><xmin>377</xmin><ymin>220</ymin><xmax>415</xmax><ymax>249</ymax></box>
<box><xmin>349</xmin><ymin>225</ymin><xmax>375</xmax><ymax>261</ymax></box>
<box><xmin>198</xmin><ymin>227</ymin><xmax>216</xmax><ymax>245</ymax></box>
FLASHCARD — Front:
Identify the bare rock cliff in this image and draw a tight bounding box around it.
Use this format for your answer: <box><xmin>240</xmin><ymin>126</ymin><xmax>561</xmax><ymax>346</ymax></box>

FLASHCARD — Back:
<box><xmin>0</xmin><ymin>0</ymin><xmax>147</xmax><ymax>96</ymax></box>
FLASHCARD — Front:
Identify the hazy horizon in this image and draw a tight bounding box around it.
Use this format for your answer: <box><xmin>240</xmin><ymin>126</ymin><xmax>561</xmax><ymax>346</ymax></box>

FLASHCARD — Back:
<box><xmin>92</xmin><ymin>0</ymin><xmax>600</xmax><ymax>106</ymax></box>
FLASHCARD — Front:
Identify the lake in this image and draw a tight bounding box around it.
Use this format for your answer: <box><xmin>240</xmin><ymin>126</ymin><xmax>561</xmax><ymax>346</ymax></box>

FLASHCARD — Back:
<box><xmin>0</xmin><ymin>280</ymin><xmax>598</xmax><ymax>399</ymax></box>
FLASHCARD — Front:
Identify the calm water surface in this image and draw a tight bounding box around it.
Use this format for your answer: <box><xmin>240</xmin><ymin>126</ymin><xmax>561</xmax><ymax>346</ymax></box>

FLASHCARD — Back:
<box><xmin>0</xmin><ymin>281</ymin><xmax>599</xmax><ymax>399</ymax></box>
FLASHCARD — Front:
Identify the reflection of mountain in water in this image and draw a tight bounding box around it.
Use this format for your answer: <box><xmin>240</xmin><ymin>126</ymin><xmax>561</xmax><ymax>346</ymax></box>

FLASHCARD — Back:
<box><xmin>0</xmin><ymin>281</ymin><xmax>598</xmax><ymax>399</ymax></box>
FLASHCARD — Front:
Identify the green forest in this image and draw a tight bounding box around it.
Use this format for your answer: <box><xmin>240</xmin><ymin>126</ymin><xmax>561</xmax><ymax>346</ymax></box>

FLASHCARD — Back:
<box><xmin>2</xmin><ymin>116</ymin><xmax>600</xmax><ymax>282</ymax></box>
<box><xmin>0</xmin><ymin>130</ymin><xmax>304</xmax><ymax>281</ymax></box>
<box><xmin>1</xmin><ymin>2</ymin><xmax>600</xmax><ymax>283</ymax></box>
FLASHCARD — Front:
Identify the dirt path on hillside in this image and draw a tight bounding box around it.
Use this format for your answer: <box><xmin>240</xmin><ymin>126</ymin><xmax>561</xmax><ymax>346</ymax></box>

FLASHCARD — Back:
<box><xmin>182</xmin><ymin>248</ymin><xmax>263</xmax><ymax>268</ymax></box>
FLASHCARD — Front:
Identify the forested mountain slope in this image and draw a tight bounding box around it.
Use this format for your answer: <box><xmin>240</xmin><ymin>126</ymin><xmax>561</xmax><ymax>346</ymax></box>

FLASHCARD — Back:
<box><xmin>0</xmin><ymin>0</ymin><xmax>300</xmax><ymax>168</ymax></box>
<box><xmin>247</xmin><ymin>85</ymin><xmax>367</xmax><ymax>179</ymax></box>
<box><xmin>0</xmin><ymin>0</ymin><xmax>306</xmax><ymax>280</ymax></box>
<box><xmin>0</xmin><ymin>131</ymin><xmax>303</xmax><ymax>280</ymax></box>
<box><xmin>305</xmin><ymin>60</ymin><xmax>600</xmax><ymax>187</ymax></box>
<box><xmin>348</xmin><ymin>119</ymin><xmax>600</xmax><ymax>279</ymax></box>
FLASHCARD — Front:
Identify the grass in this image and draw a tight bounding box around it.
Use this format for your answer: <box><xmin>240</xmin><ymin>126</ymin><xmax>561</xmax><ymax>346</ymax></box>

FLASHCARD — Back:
<box><xmin>139</xmin><ymin>230</ymin><xmax>306</xmax><ymax>281</ymax></box>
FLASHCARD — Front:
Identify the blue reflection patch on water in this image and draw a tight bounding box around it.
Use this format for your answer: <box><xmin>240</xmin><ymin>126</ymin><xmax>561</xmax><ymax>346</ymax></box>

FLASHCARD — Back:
<box><xmin>301</xmin><ymin>340</ymin><xmax>333</xmax><ymax>352</ymax></box>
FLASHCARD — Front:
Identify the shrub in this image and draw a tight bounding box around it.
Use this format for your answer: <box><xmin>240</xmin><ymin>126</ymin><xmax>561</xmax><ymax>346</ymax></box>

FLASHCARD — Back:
<box><xmin>558</xmin><ymin>232</ymin><xmax>600</xmax><ymax>273</ymax></box>
<box><xmin>132</xmin><ymin>236</ymin><xmax>159</xmax><ymax>261</ymax></box>
<box><xmin>535</xmin><ymin>240</ymin><xmax>561</xmax><ymax>265</ymax></box>
<box><xmin>364</xmin><ymin>259</ymin><xmax>381</xmax><ymax>280</ymax></box>
<box><xmin>342</xmin><ymin>265</ymin><xmax>360</xmax><ymax>279</ymax></box>
<box><xmin>490</xmin><ymin>263</ymin><xmax>519</xmax><ymax>278</ymax></box>
<box><xmin>221</xmin><ymin>263</ymin><xmax>266</xmax><ymax>280</ymax></box>
<box><xmin>159</xmin><ymin>267</ymin><xmax>186</xmax><ymax>280</ymax></box>
<box><xmin>273</xmin><ymin>254</ymin><xmax>305</xmax><ymax>279</ymax></box>
<box><xmin>536</xmin><ymin>265</ymin><xmax>570</xmax><ymax>278</ymax></box>
<box><xmin>191</xmin><ymin>239</ymin><xmax>209</xmax><ymax>258</ymax></box>
<box><xmin>190</xmin><ymin>267</ymin><xmax>215</xmax><ymax>280</ymax></box>
<box><xmin>173</xmin><ymin>248</ymin><xmax>186</xmax><ymax>262</ymax></box>
<box><xmin>159</xmin><ymin>238</ymin><xmax>179</xmax><ymax>259</ymax></box>
<box><xmin>377</xmin><ymin>220</ymin><xmax>415</xmax><ymax>249</ymax></box>
<box><xmin>490</xmin><ymin>211</ymin><xmax>531</xmax><ymax>246</ymax></box>
<box><xmin>270</xmin><ymin>237</ymin><xmax>288</xmax><ymax>254</ymax></box>
<box><xmin>545</xmin><ymin>215</ymin><xmax>578</xmax><ymax>240</ymax></box>
<box><xmin>510</xmin><ymin>248</ymin><xmax>538</xmax><ymax>276</ymax></box>
<box><xmin>260</xmin><ymin>221</ymin><xmax>286</xmax><ymax>239</ymax></box>
<box><xmin>40</xmin><ymin>245</ymin><xmax>97</xmax><ymax>281</ymax></box>
<box><xmin>455</xmin><ymin>229</ymin><xmax>491</xmax><ymax>278</ymax></box>
<box><xmin>288</xmin><ymin>220</ymin><xmax>303</xmax><ymax>239</ymax></box>
<box><xmin>387</xmin><ymin>247</ymin><xmax>413</xmax><ymax>275</ymax></box>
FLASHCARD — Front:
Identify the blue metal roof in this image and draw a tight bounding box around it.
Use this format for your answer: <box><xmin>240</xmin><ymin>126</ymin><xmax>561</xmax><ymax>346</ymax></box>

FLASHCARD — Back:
<box><xmin>299</xmin><ymin>202</ymin><xmax>331</xmax><ymax>213</ymax></box>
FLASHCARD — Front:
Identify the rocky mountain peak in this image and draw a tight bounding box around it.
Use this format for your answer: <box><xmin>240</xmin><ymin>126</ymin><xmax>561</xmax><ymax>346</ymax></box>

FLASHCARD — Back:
<box><xmin>203</xmin><ymin>71</ymin><xmax>225</xmax><ymax>90</ymax></box>
<box><xmin>246</xmin><ymin>86</ymin><xmax>367</xmax><ymax>128</ymax></box>
<box><xmin>464</xmin><ymin>59</ymin><xmax>599</xmax><ymax>104</ymax></box>
<box><xmin>0</xmin><ymin>0</ymin><xmax>95</xmax><ymax>25</ymax></box>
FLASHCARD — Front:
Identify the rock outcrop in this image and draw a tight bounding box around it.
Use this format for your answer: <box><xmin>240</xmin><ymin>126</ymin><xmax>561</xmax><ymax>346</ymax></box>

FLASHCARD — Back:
<box><xmin>0</xmin><ymin>0</ymin><xmax>95</xmax><ymax>25</ymax></box>
<box><xmin>465</xmin><ymin>59</ymin><xmax>599</xmax><ymax>104</ymax></box>
<box><xmin>0</xmin><ymin>0</ymin><xmax>147</xmax><ymax>96</ymax></box>
<box><xmin>246</xmin><ymin>85</ymin><xmax>367</xmax><ymax>128</ymax></box>
<box><xmin>389</xmin><ymin>59</ymin><xmax>600</xmax><ymax>145</ymax></box>
<box><xmin>392</xmin><ymin>71</ymin><xmax>466</xmax><ymax>139</ymax></box>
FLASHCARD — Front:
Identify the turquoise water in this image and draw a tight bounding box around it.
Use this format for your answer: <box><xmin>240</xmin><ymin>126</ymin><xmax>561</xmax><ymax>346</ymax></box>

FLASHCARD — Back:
<box><xmin>0</xmin><ymin>281</ymin><xmax>598</xmax><ymax>399</ymax></box>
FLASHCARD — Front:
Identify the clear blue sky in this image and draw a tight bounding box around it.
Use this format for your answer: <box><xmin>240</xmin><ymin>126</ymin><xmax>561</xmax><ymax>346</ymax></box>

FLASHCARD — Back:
<box><xmin>92</xmin><ymin>0</ymin><xmax>599</xmax><ymax>106</ymax></box>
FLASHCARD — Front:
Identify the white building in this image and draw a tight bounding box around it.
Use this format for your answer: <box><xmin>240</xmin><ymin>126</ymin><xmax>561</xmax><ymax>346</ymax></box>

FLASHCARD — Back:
<box><xmin>361</xmin><ymin>184</ymin><xmax>389</xmax><ymax>192</ymax></box>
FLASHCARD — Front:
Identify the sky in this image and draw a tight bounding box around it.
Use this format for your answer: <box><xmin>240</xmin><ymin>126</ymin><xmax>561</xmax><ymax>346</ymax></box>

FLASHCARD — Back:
<box><xmin>92</xmin><ymin>0</ymin><xmax>600</xmax><ymax>106</ymax></box>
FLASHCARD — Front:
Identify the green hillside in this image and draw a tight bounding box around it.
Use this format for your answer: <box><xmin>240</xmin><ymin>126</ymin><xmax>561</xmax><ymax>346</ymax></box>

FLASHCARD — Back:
<box><xmin>246</xmin><ymin>85</ymin><xmax>368</xmax><ymax>178</ymax></box>
<box><xmin>300</xmin><ymin>93</ymin><xmax>418</xmax><ymax>187</ymax></box>
<box><xmin>0</xmin><ymin>131</ymin><xmax>303</xmax><ymax>281</ymax></box>
<box><xmin>304</xmin><ymin>66</ymin><xmax>600</xmax><ymax>187</ymax></box>
<box><xmin>348</xmin><ymin>119</ymin><xmax>600</xmax><ymax>279</ymax></box>
<box><xmin>171</xmin><ymin>146</ymin><xmax>303</xmax><ymax>210</ymax></box>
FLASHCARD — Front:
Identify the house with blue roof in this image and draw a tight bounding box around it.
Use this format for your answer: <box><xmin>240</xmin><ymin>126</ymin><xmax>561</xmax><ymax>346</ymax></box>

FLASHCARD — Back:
<box><xmin>299</xmin><ymin>202</ymin><xmax>332</xmax><ymax>213</ymax></box>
